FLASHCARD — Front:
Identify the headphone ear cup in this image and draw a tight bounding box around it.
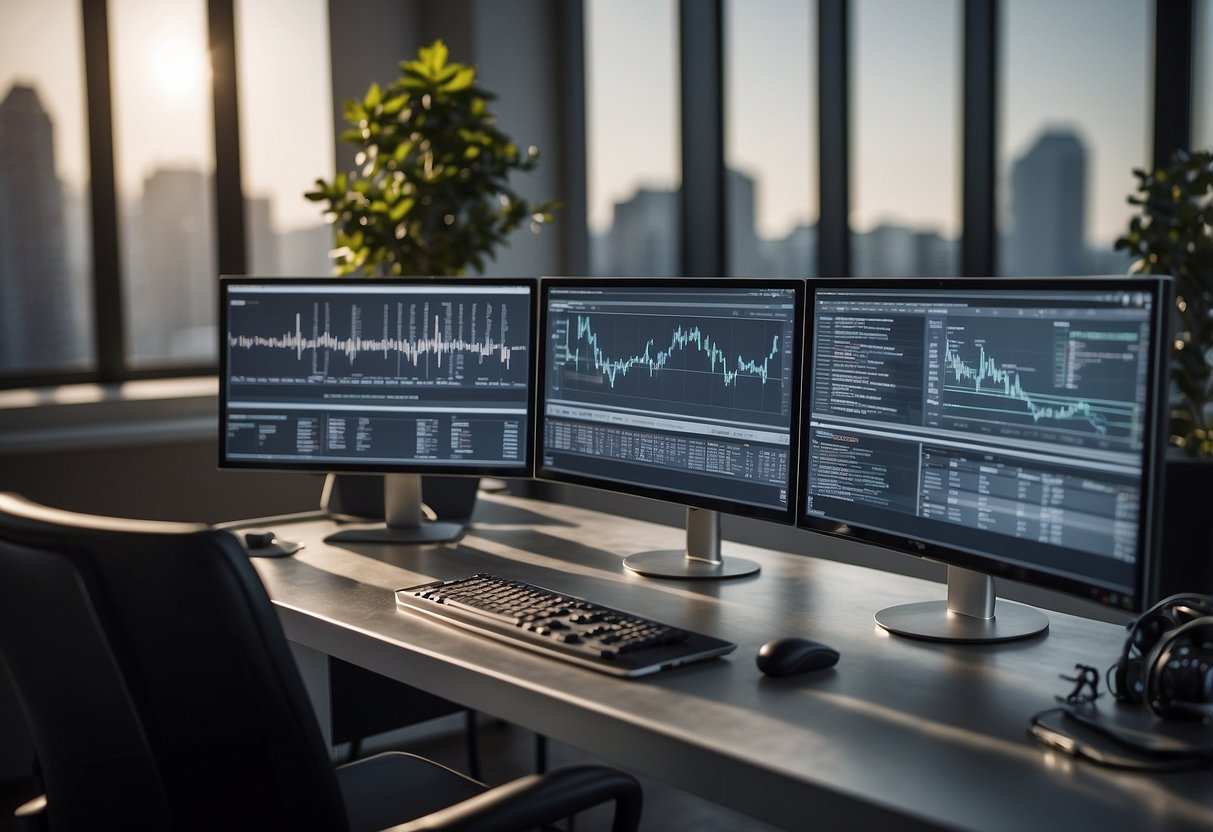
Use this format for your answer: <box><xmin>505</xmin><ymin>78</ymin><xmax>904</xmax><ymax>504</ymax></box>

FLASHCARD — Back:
<box><xmin>1114</xmin><ymin>595</ymin><xmax>1213</xmax><ymax>706</ymax></box>
<box><xmin>1144</xmin><ymin>617</ymin><xmax>1213</xmax><ymax>720</ymax></box>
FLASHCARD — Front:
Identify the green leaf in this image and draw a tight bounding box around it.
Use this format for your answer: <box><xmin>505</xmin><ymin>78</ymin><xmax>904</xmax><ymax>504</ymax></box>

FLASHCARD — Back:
<box><xmin>342</xmin><ymin>99</ymin><xmax>366</xmax><ymax>123</ymax></box>
<box><xmin>419</xmin><ymin>39</ymin><xmax>448</xmax><ymax>76</ymax></box>
<box><xmin>389</xmin><ymin>197</ymin><xmax>415</xmax><ymax>222</ymax></box>
<box><xmin>381</xmin><ymin>94</ymin><xmax>409</xmax><ymax>116</ymax></box>
<box><xmin>442</xmin><ymin>66</ymin><xmax>476</xmax><ymax>93</ymax></box>
<box><xmin>363</xmin><ymin>82</ymin><xmax>382</xmax><ymax>110</ymax></box>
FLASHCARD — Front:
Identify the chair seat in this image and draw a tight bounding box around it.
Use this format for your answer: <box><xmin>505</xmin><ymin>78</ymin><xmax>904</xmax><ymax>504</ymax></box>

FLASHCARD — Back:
<box><xmin>336</xmin><ymin>752</ymin><xmax>485</xmax><ymax>832</ymax></box>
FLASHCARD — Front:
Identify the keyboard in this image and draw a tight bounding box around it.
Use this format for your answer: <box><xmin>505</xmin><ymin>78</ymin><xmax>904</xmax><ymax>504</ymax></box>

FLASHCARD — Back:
<box><xmin>395</xmin><ymin>573</ymin><xmax>736</xmax><ymax>677</ymax></box>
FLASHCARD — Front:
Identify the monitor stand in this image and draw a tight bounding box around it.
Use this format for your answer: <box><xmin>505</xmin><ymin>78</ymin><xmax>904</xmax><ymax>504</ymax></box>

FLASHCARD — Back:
<box><xmin>623</xmin><ymin>507</ymin><xmax>760</xmax><ymax>580</ymax></box>
<box><xmin>324</xmin><ymin>474</ymin><xmax>464</xmax><ymax>545</ymax></box>
<box><xmin>874</xmin><ymin>565</ymin><xmax>1049</xmax><ymax>643</ymax></box>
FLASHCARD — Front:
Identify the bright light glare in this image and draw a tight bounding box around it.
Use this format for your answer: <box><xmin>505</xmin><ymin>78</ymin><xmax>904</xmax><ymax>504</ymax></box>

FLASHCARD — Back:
<box><xmin>151</xmin><ymin>37</ymin><xmax>208</xmax><ymax>98</ymax></box>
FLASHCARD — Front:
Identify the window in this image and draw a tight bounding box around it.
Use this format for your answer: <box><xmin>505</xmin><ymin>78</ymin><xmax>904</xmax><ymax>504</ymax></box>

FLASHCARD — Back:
<box><xmin>725</xmin><ymin>0</ymin><xmax>816</xmax><ymax>277</ymax></box>
<box><xmin>110</xmin><ymin>0</ymin><xmax>217</xmax><ymax>368</ymax></box>
<box><xmin>0</xmin><ymin>3</ymin><xmax>1201</xmax><ymax>390</ymax></box>
<box><xmin>998</xmin><ymin>0</ymin><xmax>1150</xmax><ymax>276</ymax></box>
<box><xmin>585</xmin><ymin>0</ymin><xmax>680</xmax><ymax>276</ymax></box>
<box><xmin>852</xmin><ymin>0</ymin><xmax>960</xmax><ymax>277</ymax></box>
<box><xmin>235</xmin><ymin>0</ymin><xmax>334</xmax><ymax>276</ymax></box>
<box><xmin>1196</xmin><ymin>0</ymin><xmax>1213</xmax><ymax>151</ymax></box>
<box><xmin>0</xmin><ymin>0</ymin><xmax>94</xmax><ymax>376</ymax></box>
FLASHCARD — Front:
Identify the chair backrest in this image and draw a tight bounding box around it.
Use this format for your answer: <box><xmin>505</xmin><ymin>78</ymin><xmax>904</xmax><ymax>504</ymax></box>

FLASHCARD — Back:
<box><xmin>0</xmin><ymin>494</ymin><xmax>349</xmax><ymax>831</ymax></box>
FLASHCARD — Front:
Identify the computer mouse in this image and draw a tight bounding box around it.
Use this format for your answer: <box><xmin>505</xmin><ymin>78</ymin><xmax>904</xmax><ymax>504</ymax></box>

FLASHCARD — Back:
<box><xmin>242</xmin><ymin>531</ymin><xmax>303</xmax><ymax>558</ymax></box>
<box><xmin>756</xmin><ymin>637</ymin><xmax>840</xmax><ymax>677</ymax></box>
<box><xmin>244</xmin><ymin>531</ymin><xmax>276</xmax><ymax>549</ymax></box>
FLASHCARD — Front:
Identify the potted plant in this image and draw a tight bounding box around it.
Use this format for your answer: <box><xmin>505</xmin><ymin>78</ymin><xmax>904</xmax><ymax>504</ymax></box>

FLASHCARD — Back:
<box><xmin>305</xmin><ymin>38</ymin><xmax>556</xmax><ymax>521</ymax></box>
<box><xmin>1116</xmin><ymin>148</ymin><xmax>1213</xmax><ymax>593</ymax></box>
<box><xmin>306</xmin><ymin>39</ymin><xmax>556</xmax><ymax>277</ymax></box>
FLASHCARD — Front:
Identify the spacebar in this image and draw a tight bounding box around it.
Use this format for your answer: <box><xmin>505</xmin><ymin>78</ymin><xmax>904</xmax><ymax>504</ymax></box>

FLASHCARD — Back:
<box><xmin>440</xmin><ymin>598</ymin><xmax>521</xmax><ymax>625</ymax></box>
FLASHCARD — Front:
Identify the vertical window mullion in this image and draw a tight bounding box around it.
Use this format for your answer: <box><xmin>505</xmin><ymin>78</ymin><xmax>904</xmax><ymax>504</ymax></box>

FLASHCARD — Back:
<box><xmin>559</xmin><ymin>0</ymin><xmax>589</xmax><ymax>277</ymax></box>
<box><xmin>209</xmin><ymin>0</ymin><xmax>247</xmax><ymax>277</ymax></box>
<box><xmin>818</xmin><ymin>0</ymin><xmax>850</xmax><ymax>277</ymax></box>
<box><xmin>1152</xmin><ymin>0</ymin><xmax>1193</xmax><ymax>168</ymax></box>
<box><xmin>679</xmin><ymin>0</ymin><xmax>726</xmax><ymax>277</ymax></box>
<box><xmin>962</xmin><ymin>0</ymin><xmax>997</xmax><ymax>277</ymax></box>
<box><xmin>81</xmin><ymin>0</ymin><xmax>125</xmax><ymax>381</ymax></box>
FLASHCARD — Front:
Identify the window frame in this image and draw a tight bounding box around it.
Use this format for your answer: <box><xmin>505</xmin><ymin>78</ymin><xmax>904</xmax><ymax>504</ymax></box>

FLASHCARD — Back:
<box><xmin>0</xmin><ymin>0</ymin><xmax>1197</xmax><ymax>390</ymax></box>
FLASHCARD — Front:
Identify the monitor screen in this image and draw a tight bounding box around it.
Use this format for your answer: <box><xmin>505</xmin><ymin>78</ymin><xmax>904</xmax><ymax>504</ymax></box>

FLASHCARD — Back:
<box><xmin>537</xmin><ymin>278</ymin><xmax>804</xmax><ymax>577</ymax></box>
<box><xmin>219</xmin><ymin>277</ymin><xmax>535</xmax><ymax>477</ymax></box>
<box><xmin>799</xmin><ymin>277</ymin><xmax>1170</xmax><ymax>625</ymax></box>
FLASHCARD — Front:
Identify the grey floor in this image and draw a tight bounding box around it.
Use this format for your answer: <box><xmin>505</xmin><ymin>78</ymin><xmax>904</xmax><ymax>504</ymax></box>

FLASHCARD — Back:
<box><xmin>0</xmin><ymin>717</ymin><xmax>784</xmax><ymax>832</ymax></box>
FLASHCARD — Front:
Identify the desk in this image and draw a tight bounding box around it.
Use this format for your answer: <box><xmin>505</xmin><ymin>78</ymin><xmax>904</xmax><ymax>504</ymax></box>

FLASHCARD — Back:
<box><xmin>246</xmin><ymin>492</ymin><xmax>1213</xmax><ymax>832</ymax></box>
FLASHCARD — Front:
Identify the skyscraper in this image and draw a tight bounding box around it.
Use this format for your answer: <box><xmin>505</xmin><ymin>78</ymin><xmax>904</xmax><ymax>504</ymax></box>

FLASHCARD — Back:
<box><xmin>606</xmin><ymin>188</ymin><xmax>678</xmax><ymax>276</ymax></box>
<box><xmin>126</xmin><ymin>167</ymin><xmax>216</xmax><ymax>364</ymax></box>
<box><xmin>854</xmin><ymin>223</ymin><xmax>917</xmax><ymax>277</ymax></box>
<box><xmin>727</xmin><ymin>168</ymin><xmax>763</xmax><ymax>276</ymax></box>
<box><xmin>0</xmin><ymin>84</ymin><xmax>81</xmax><ymax>373</ymax></box>
<box><xmin>278</xmin><ymin>224</ymin><xmax>332</xmax><ymax>276</ymax></box>
<box><xmin>245</xmin><ymin>195</ymin><xmax>279</xmax><ymax>276</ymax></box>
<box><xmin>1007</xmin><ymin>129</ymin><xmax>1088</xmax><ymax>276</ymax></box>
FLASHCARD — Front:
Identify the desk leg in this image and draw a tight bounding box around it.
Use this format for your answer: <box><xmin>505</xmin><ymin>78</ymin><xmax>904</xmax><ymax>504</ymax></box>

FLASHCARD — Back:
<box><xmin>289</xmin><ymin>640</ymin><xmax>335</xmax><ymax>759</ymax></box>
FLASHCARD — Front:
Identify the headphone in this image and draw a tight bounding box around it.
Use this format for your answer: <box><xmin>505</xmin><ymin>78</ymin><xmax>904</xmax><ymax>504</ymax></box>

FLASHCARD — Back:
<box><xmin>1111</xmin><ymin>592</ymin><xmax>1213</xmax><ymax>719</ymax></box>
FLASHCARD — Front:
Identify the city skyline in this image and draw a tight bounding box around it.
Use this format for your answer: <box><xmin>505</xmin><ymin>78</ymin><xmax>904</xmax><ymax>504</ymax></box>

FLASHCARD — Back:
<box><xmin>0</xmin><ymin>83</ymin><xmax>85</xmax><ymax>373</ymax></box>
<box><xmin>586</xmin><ymin>0</ymin><xmax>1159</xmax><ymax>246</ymax></box>
<box><xmin>3</xmin><ymin>0</ymin><xmax>1186</xmax><ymax>245</ymax></box>
<box><xmin>1</xmin><ymin>1</ymin><xmax>1205</xmax><ymax>375</ymax></box>
<box><xmin>0</xmin><ymin>74</ymin><xmax>1135</xmax><ymax>278</ymax></box>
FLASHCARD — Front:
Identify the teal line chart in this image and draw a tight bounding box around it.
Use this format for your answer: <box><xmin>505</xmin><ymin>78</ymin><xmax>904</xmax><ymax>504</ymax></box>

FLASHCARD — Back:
<box><xmin>550</xmin><ymin>311</ymin><xmax>791</xmax><ymax>421</ymax></box>
<box><xmin>940</xmin><ymin>325</ymin><xmax>1142</xmax><ymax>446</ymax></box>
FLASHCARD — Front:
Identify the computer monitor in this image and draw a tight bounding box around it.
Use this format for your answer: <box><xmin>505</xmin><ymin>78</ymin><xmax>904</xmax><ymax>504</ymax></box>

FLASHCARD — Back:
<box><xmin>537</xmin><ymin>278</ymin><xmax>804</xmax><ymax>579</ymax></box>
<box><xmin>219</xmin><ymin>276</ymin><xmax>536</xmax><ymax>544</ymax></box>
<box><xmin>799</xmin><ymin>277</ymin><xmax>1171</xmax><ymax>642</ymax></box>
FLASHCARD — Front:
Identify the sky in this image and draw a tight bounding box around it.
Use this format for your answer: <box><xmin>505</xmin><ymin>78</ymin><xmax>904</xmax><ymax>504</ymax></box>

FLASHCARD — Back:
<box><xmin>2</xmin><ymin>0</ymin><xmax>1210</xmax><ymax>246</ymax></box>
<box><xmin>0</xmin><ymin>0</ymin><xmax>332</xmax><ymax>233</ymax></box>
<box><xmin>585</xmin><ymin>0</ymin><xmax>681</xmax><ymax>235</ymax></box>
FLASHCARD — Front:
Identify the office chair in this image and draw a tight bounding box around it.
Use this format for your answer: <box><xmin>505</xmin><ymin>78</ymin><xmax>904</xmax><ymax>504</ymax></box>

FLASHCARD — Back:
<box><xmin>0</xmin><ymin>493</ymin><xmax>642</xmax><ymax>832</ymax></box>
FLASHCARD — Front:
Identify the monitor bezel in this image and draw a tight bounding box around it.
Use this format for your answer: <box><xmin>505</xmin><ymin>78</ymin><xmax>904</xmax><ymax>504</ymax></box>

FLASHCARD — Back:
<box><xmin>796</xmin><ymin>275</ymin><xmax>1170</xmax><ymax>613</ymax></box>
<box><xmin>218</xmin><ymin>275</ymin><xmax>538</xmax><ymax>478</ymax></box>
<box><xmin>535</xmin><ymin>276</ymin><xmax>806</xmax><ymax>526</ymax></box>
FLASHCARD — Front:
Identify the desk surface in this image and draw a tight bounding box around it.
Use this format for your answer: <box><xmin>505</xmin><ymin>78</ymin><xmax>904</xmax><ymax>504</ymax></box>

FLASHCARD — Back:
<box><xmin>246</xmin><ymin>492</ymin><xmax>1213</xmax><ymax>832</ymax></box>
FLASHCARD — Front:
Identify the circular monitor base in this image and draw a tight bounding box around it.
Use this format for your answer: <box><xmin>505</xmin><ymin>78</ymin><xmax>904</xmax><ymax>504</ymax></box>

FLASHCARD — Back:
<box><xmin>874</xmin><ymin>600</ymin><xmax>1049</xmax><ymax>643</ymax></box>
<box><xmin>623</xmin><ymin>549</ymin><xmax>760</xmax><ymax>580</ymax></box>
<box><xmin>325</xmin><ymin>521</ymin><xmax>464</xmax><ymax>546</ymax></box>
